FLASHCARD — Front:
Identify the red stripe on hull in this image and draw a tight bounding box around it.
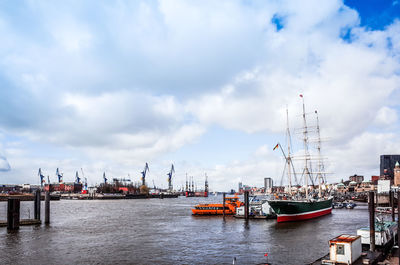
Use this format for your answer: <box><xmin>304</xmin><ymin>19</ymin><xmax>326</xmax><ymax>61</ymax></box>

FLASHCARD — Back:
<box><xmin>277</xmin><ymin>208</ymin><xmax>332</xmax><ymax>223</ymax></box>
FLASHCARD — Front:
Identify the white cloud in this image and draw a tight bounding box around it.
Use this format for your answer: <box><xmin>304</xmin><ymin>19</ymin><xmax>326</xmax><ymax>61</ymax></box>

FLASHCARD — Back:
<box><xmin>373</xmin><ymin>106</ymin><xmax>398</xmax><ymax>126</ymax></box>
<box><xmin>0</xmin><ymin>1</ymin><xmax>399</xmax><ymax>189</ymax></box>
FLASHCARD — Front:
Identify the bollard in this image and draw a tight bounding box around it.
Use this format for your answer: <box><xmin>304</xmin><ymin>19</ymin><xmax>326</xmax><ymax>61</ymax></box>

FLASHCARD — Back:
<box><xmin>244</xmin><ymin>191</ymin><xmax>249</xmax><ymax>220</ymax></box>
<box><xmin>34</xmin><ymin>189</ymin><xmax>41</xmax><ymax>221</ymax></box>
<box><xmin>7</xmin><ymin>198</ymin><xmax>20</xmax><ymax>230</ymax></box>
<box><xmin>45</xmin><ymin>191</ymin><xmax>50</xmax><ymax>224</ymax></box>
<box><xmin>369</xmin><ymin>191</ymin><xmax>375</xmax><ymax>252</ymax></box>
<box><xmin>223</xmin><ymin>192</ymin><xmax>226</xmax><ymax>218</ymax></box>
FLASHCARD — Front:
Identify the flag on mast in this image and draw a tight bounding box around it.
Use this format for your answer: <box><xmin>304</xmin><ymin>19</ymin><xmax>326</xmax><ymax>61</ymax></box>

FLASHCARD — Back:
<box><xmin>273</xmin><ymin>143</ymin><xmax>279</xmax><ymax>150</ymax></box>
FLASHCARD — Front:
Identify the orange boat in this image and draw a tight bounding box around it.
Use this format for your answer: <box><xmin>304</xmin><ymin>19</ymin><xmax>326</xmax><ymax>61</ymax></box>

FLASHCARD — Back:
<box><xmin>191</xmin><ymin>196</ymin><xmax>244</xmax><ymax>215</ymax></box>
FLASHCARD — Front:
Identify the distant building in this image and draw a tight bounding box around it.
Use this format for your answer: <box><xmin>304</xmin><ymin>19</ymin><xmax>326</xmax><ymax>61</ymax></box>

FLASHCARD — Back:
<box><xmin>371</xmin><ymin>175</ymin><xmax>380</xmax><ymax>183</ymax></box>
<box><xmin>349</xmin><ymin>175</ymin><xmax>363</xmax><ymax>183</ymax></box>
<box><xmin>264</xmin><ymin>178</ymin><xmax>273</xmax><ymax>190</ymax></box>
<box><xmin>238</xmin><ymin>182</ymin><xmax>243</xmax><ymax>193</ymax></box>
<box><xmin>44</xmin><ymin>183</ymin><xmax>82</xmax><ymax>193</ymax></box>
<box><xmin>0</xmin><ymin>184</ymin><xmax>21</xmax><ymax>193</ymax></box>
<box><xmin>380</xmin><ymin>155</ymin><xmax>400</xmax><ymax>179</ymax></box>
<box><xmin>394</xmin><ymin>162</ymin><xmax>400</xmax><ymax>186</ymax></box>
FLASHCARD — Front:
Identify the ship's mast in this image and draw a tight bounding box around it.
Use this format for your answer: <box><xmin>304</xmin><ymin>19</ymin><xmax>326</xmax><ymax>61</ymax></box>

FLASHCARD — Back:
<box><xmin>315</xmin><ymin>110</ymin><xmax>324</xmax><ymax>198</ymax></box>
<box><xmin>185</xmin><ymin>173</ymin><xmax>188</xmax><ymax>192</ymax></box>
<box><xmin>286</xmin><ymin>107</ymin><xmax>292</xmax><ymax>195</ymax></box>
<box><xmin>300</xmin><ymin>95</ymin><xmax>311</xmax><ymax>200</ymax></box>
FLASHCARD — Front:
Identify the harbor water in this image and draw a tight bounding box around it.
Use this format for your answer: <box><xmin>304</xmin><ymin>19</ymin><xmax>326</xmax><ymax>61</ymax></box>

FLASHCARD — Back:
<box><xmin>0</xmin><ymin>196</ymin><xmax>369</xmax><ymax>265</ymax></box>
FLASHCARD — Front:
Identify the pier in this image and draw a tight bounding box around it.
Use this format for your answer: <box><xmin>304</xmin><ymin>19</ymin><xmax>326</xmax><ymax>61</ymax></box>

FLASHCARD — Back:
<box><xmin>310</xmin><ymin>190</ymin><xmax>400</xmax><ymax>265</ymax></box>
<box><xmin>0</xmin><ymin>190</ymin><xmax>51</xmax><ymax>230</ymax></box>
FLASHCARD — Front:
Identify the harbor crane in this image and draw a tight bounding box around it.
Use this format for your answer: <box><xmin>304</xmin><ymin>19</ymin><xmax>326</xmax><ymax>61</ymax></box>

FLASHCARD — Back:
<box><xmin>75</xmin><ymin>171</ymin><xmax>81</xmax><ymax>184</ymax></box>
<box><xmin>167</xmin><ymin>164</ymin><xmax>175</xmax><ymax>191</ymax></box>
<box><xmin>103</xmin><ymin>172</ymin><xmax>107</xmax><ymax>184</ymax></box>
<box><xmin>141</xmin><ymin>162</ymin><xmax>149</xmax><ymax>186</ymax></box>
<box><xmin>56</xmin><ymin>168</ymin><xmax>63</xmax><ymax>183</ymax></box>
<box><xmin>81</xmin><ymin>168</ymin><xmax>89</xmax><ymax>191</ymax></box>
<box><xmin>38</xmin><ymin>168</ymin><xmax>45</xmax><ymax>186</ymax></box>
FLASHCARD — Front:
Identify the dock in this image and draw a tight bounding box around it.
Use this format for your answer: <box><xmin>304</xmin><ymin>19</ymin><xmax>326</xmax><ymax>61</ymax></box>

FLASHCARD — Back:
<box><xmin>233</xmin><ymin>215</ymin><xmax>276</xmax><ymax>219</ymax></box>
<box><xmin>0</xmin><ymin>194</ymin><xmax>60</xmax><ymax>201</ymax></box>
<box><xmin>1</xmin><ymin>190</ymin><xmax>51</xmax><ymax>230</ymax></box>
<box><xmin>0</xmin><ymin>219</ymin><xmax>41</xmax><ymax>227</ymax></box>
<box><xmin>59</xmin><ymin>193</ymin><xmax>179</xmax><ymax>200</ymax></box>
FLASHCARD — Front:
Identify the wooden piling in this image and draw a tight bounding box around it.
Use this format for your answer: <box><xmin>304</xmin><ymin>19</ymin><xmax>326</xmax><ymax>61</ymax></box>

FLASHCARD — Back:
<box><xmin>34</xmin><ymin>189</ymin><xmax>41</xmax><ymax>221</ymax></box>
<box><xmin>45</xmin><ymin>191</ymin><xmax>50</xmax><ymax>224</ymax></box>
<box><xmin>244</xmin><ymin>191</ymin><xmax>249</xmax><ymax>220</ymax></box>
<box><xmin>398</xmin><ymin>191</ymin><xmax>400</xmax><ymax>252</ymax></box>
<box><xmin>369</xmin><ymin>191</ymin><xmax>375</xmax><ymax>252</ymax></box>
<box><xmin>7</xmin><ymin>198</ymin><xmax>20</xmax><ymax>230</ymax></box>
<box><xmin>391</xmin><ymin>190</ymin><xmax>395</xmax><ymax>222</ymax></box>
<box><xmin>223</xmin><ymin>192</ymin><xmax>226</xmax><ymax>218</ymax></box>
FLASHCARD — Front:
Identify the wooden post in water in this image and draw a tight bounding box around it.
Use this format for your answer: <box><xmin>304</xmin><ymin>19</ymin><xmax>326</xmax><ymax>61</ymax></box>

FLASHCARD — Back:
<box><xmin>369</xmin><ymin>191</ymin><xmax>375</xmax><ymax>252</ymax></box>
<box><xmin>397</xmin><ymin>191</ymin><xmax>400</xmax><ymax>250</ymax></box>
<box><xmin>244</xmin><ymin>191</ymin><xmax>249</xmax><ymax>220</ymax></box>
<box><xmin>7</xmin><ymin>198</ymin><xmax>20</xmax><ymax>230</ymax></box>
<box><xmin>34</xmin><ymin>189</ymin><xmax>41</xmax><ymax>221</ymax></box>
<box><xmin>222</xmin><ymin>192</ymin><xmax>226</xmax><ymax>218</ymax></box>
<box><xmin>391</xmin><ymin>190</ymin><xmax>395</xmax><ymax>222</ymax></box>
<box><xmin>45</xmin><ymin>191</ymin><xmax>50</xmax><ymax>224</ymax></box>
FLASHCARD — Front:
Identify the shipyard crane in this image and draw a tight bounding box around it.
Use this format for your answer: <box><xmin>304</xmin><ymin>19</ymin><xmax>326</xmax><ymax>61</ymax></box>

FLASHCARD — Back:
<box><xmin>103</xmin><ymin>172</ymin><xmax>107</xmax><ymax>184</ymax></box>
<box><xmin>81</xmin><ymin>168</ymin><xmax>89</xmax><ymax>191</ymax></box>
<box><xmin>167</xmin><ymin>164</ymin><xmax>175</xmax><ymax>191</ymax></box>
<box><xmin>56</xmin><ymin>168</ymin><xmax>63</xmax><ymax>183</ymax></box>
<box><xmin>38</xmin><ymin>168</ymin><xmax>45</xmax><ymax>186</ymax></box>
<box><xmin>141</xmin><ymin>162</ymin><xmax>149</xmax><ymax>186</ymax></box>
<box><xmin>75</xmin><ymin>171</ymin><xmax>81</xmax><ymax>184</ymax></box>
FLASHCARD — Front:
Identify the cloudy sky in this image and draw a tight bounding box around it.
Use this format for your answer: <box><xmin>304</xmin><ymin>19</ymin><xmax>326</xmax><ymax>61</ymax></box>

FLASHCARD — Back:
<box><xmin>0</xmin><ymin>0</ymin><xmax>399</xmax><ymax>191</ymax></box>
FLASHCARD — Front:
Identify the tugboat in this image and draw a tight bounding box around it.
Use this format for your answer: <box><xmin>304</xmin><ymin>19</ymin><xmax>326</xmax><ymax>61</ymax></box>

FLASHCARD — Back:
<box><xmin>191</xmin><ymin>196</ymin><xmax>243</xmax><ymax>215</ymax></box>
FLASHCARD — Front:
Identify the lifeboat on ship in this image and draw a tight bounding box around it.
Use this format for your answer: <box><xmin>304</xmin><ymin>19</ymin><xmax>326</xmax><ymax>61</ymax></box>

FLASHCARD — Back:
<box><xmin>191</xmin><ymin>196</ymin><xmax>243</xmax><ymax>215</ymax></box>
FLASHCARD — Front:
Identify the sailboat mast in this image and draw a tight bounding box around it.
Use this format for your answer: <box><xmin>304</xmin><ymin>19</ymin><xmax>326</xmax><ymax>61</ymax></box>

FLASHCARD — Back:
<box><xmin>315</xmin><ymin>110</ymin><xmax>324</xmax><ymax>198</ymax></box>
<box><xmin>300</xmin><ymin>95</ymin><xmax>310</xmax><ymax>199</ymax></box>
<box><xmin>286</xmin><ymin>107</ymin><xmax>292</xmax><ymax>194</ymax></box>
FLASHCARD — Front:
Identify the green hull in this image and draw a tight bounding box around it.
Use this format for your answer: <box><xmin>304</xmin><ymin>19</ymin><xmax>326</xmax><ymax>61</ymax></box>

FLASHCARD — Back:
<box><xmin>268</xmin><ymin>198</ymin><xmax>333</xmax><ymax>222</ymax></box>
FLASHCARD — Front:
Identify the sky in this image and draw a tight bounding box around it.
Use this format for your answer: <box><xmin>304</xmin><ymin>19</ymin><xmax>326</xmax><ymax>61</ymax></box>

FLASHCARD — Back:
<box><xmin>0</xmin><ymin>0</ymin><xmax>399</xmax><ymax>191</ymax></box>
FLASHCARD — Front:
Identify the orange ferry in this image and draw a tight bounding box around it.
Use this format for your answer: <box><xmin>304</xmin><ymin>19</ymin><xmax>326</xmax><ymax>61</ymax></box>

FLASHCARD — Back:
<box><xmin>191</xmin><ymin>196</ymin><xmax>244</xmax><ymax>215</ymax></box>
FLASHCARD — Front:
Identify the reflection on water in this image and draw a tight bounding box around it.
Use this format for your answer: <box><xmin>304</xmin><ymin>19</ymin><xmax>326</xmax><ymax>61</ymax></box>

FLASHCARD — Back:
<box><xmin>0</xmin><ymin>197</ymin><xmax>368</xmax><ymax>265</ymax></box>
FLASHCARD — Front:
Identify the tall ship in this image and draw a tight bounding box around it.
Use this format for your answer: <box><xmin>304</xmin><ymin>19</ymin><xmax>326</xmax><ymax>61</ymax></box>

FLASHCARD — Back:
<box><xmin>268</xmin><ymin>95</ymin><xmax>333</xmax><ymax>222</ymax></box>
<box><xmin>185</xmin><ymin>174</ymin><xmax>208</xmax><ymax>197</ymax></box>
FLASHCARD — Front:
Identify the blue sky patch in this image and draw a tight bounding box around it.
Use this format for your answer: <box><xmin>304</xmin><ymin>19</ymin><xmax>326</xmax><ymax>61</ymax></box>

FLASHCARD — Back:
<box><xmin>271</xmin><ymin>13</ymin><xmax>285</xmax><ymax>31</ymax></box>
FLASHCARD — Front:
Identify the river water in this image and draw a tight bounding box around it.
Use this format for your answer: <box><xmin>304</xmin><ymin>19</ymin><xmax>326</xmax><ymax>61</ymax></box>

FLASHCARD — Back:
<box><xmin>0</xmin><ymin>196</ymin><xmax>369</xmax><ymax>265</ymax></box>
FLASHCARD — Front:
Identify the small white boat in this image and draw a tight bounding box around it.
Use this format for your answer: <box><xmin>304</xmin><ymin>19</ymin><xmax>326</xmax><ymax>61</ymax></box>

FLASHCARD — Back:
<box><xmin>356</xmin><ymin>219</ymin><xmax>397</xmax><ymax>247</ymax></box>
<box><xmin>235</xmin><ymin>196</ymin><xmax>276</xmax><ymax>219</ymax></box>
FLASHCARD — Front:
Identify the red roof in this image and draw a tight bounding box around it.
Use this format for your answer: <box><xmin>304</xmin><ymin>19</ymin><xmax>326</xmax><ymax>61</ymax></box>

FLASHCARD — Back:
<box><xmin>330</xmin><ymin>234</ymin><xmax>360</xmax><ymax>243</ymax></box>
